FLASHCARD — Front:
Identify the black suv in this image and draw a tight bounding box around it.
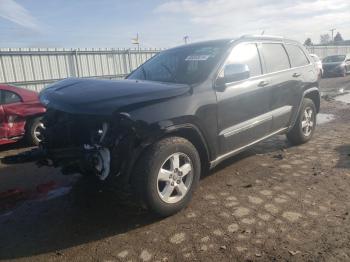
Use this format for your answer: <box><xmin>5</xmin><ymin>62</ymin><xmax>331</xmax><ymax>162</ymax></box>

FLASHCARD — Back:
<box><xmin>5</xmin><ymin>35</ymin><xmax>320</xmax><ymax>216</ymax></box>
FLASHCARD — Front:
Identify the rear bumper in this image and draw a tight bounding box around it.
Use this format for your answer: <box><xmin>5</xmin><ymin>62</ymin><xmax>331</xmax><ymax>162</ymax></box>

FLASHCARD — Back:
<box><xmin>323</xmin><ymin>67</ymin><xmax>345</xmax><ymax>76</ymax></box>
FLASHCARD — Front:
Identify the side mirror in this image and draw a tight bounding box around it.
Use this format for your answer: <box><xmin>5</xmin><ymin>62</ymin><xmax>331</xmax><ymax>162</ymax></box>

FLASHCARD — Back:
<box><xmin>216</xmin><ymin>64</ymin><xmax>250</xmax><ymax>88</ymax></box>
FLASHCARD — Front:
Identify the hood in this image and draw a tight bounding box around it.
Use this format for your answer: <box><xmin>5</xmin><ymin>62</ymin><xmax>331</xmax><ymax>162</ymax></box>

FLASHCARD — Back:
<box><xmin>40</xmin><ymin>78</ymin><xmax>190</xmax><ymax>115</ymax></box>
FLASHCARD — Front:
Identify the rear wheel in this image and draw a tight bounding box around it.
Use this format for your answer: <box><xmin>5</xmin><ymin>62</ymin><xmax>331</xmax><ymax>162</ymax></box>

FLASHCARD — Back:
<box><xmin>133</xmin><ymin>136</ymin><xmax>201</xmax><ymax>217</ymax></box>
<box><xmin>25</xmin><ymin>117</ymin><xmax>44</xmax><ymax>146</ymax></box>
<box><xmin>287</xmin><ymin>98</ymin><xmax>316</xmax><ymax>145</ymax></box>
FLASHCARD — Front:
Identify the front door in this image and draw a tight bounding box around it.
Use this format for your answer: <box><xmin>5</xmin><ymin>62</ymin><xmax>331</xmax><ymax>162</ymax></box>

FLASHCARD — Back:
<box><xmin>216</xmin><ymin>42</ymin><xmax>272</xmax><ymax>155</ymax></box>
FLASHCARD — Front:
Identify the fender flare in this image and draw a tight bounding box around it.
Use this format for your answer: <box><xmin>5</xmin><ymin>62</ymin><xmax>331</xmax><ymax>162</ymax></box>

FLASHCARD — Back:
<box><xmin>162</xmin><ymin>123</ymin><xmax>212</xmax><ymax>161</ymax></box>
<box><xmin>288</xmin><ymin>87</ymin><xmax>320</xmax><ymax>131</ymax></box>
<box><xmin>120</xmin><ymin>122</ymin><xmax>212</xmax><ymax>186</ymax></box>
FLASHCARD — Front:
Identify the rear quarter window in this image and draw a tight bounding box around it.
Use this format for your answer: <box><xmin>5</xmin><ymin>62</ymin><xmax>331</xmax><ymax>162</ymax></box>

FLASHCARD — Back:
<box><xmin>2</xmin><ymin>91</ymin><xmax>22</xmax><ymax>104</ymax></box>
<box><xmin>285</xmin><ymin>44</ymin><xmax>310</xmax><ymax>67</ymax></box>
<box><xmin>260</xmin><ymin>43</ymin><xmax>290</xmax><ymax>73</ymax></box>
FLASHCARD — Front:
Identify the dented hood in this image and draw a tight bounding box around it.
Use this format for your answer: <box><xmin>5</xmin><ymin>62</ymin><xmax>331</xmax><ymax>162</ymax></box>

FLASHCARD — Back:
<box><xmin>40</xmin><ymin>78</ymin><xmax>190</xmax><ymax>115</ymax></box>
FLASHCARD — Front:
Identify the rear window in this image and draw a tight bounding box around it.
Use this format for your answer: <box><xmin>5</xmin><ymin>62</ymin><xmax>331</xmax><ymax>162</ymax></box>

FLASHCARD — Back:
<box><xmin>322</xmin><ymin>55</ymin><xmax>346</xmax><ymax>63</ymax></box>
<box><xmin>285</xmin><ymin>44</ymin><xmax>309</xmax><ymax>67</ymax></box>
<box><xmin>261</xmin><ymin>43</ymin><xmax>290</xmax><ymax>73</ymax></box>
<box><xmin>2</xmin><ymin>91</ymin><xmax>21</xmax><ymax>104</ymax></box>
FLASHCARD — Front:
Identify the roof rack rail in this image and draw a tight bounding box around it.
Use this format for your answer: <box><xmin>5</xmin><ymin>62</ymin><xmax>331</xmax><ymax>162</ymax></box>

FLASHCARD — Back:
<box><xmin>240</xmin><ymin>34</ymin><xmax>285</xmax><ymax>39</ymax></box>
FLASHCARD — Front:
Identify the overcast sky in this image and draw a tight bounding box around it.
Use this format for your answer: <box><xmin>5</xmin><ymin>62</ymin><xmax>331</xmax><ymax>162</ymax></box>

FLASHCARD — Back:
<box><xmin>0</xmin><ymin>0</ymin><xmax>349</xmax><ymax>48</ymax></box>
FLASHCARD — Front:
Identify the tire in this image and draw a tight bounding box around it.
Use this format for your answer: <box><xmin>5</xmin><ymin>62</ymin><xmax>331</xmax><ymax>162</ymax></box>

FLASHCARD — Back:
<box><xmin>132</xmin><ymin>136</ymin><xmax>201</xmax><ymax>217</ymax></box>
<box><xmin>25</xmin><ymin>117</ymin><xmax>44</xmax><ymax>146</ymax></box>
<box><xmin>287</xmin><ymin>98</ymin><xmax>316</xmax><ymax>145</ymax></box>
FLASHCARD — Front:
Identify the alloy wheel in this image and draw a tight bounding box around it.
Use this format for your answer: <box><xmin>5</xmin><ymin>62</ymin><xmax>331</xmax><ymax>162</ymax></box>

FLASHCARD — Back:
<box><xmin>34</xmin><ymin>122</ymin><xmax>45</xmax><ymax>142</ymax></box>
<box><xmin>157</xmin><ymin>152</ymin><xmax>194</xmax><ymax>204</ymax></box>
<box><xmin>301</xmin><ymin>106</ymin><xmax>314</xmax><ymax>137</ymax></box>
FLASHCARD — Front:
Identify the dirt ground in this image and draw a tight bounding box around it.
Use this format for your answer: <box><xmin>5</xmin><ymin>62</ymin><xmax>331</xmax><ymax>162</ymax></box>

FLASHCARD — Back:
<box><xmin>0</xmin><ymin>76</ymin><xmax>350</xmax><ymax>262</ymax></box>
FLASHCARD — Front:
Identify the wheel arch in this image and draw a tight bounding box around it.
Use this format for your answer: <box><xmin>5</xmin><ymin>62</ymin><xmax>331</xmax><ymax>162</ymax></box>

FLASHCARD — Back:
<box><xmin>162</xmin><ymin>124</ymin><xmax>211</xmax><ymax>173</ymax></box>
<box><xmin>304</xmin><ymin>89</ymin><xmax>320</xmax><ymax>113</ymax></box>
<box><xmin>123</xmin><ymin>123</ymin><xmax>212</xmax><ymax>186</ymax></box>
<box><xmin>289</xmin><ymin>87</ymin><xmax>320</xmax><ymax>131</ymax></box>
<box><xmin>24</xmin><ymin>113</ymin><xmax>44</xmax><ymax>131</ymax></box>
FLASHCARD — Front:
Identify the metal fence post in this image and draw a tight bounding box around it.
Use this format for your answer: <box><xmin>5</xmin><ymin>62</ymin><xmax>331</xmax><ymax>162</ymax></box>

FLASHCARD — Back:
<box><xmin>74</xmin><ymin>49</ymin><xmax>80</xmax><ymax>77</ymax></box>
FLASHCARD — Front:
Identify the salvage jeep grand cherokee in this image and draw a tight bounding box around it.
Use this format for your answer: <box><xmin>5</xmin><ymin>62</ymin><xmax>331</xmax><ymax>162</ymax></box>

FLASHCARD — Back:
<box><xmin>4</xmin><ymin>35</ymin><xmax>320</xmax><ymax>216</ymax></box>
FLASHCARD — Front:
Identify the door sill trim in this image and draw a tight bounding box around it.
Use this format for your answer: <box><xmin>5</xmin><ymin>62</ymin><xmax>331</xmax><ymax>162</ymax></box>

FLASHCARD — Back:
<box><xmin>210</xmin><ymin>127</ymin><xmax>288</xmax><ymax>169</ymax></box>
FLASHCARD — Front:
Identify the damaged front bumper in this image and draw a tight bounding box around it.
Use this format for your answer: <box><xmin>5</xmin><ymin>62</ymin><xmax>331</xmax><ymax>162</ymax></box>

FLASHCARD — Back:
<box><xmin>2</xmin><ymin>145</ymin><xmax>111</xmax><ymax>179</ymax></box>
<box><xmin>2</xmin><ymin>109</ymin><xmax>145</xmax><ymax>184</ymax></box>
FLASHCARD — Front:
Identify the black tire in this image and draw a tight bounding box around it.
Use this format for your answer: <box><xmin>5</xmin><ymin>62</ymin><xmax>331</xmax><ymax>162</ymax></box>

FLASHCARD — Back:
<box><xmin>25</xmin><ymin>117</ymin><xmax>43</xmax><ymax>146</ymax></box>
<box><xmin>287</xmin><ymin>98</ymin><xmax>316</xmax><ymax>145</ymax></box>
<box><xmin>132</xmin><ymin>136</ymin><xmax>201</xmax><ymax>217</ymax></box>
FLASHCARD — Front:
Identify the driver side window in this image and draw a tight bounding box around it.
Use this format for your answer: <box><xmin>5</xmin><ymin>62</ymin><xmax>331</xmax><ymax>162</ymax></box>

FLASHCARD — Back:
<box><xmin>226</xmin><ymin>43</ymin><xmax>262</xmax><ymax>78</ymax></box>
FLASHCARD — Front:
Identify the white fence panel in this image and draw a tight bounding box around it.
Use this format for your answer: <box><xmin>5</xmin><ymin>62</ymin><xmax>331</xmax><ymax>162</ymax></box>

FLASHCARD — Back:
<box><xmin>0</xmin><ymin>48</ymin><xmax>161</xmax><ymax>91</ymax></box>
<box><xmin>306</xmin><ymin>46</ymin><xmax>350</xmax><ymax>59</ymax></box>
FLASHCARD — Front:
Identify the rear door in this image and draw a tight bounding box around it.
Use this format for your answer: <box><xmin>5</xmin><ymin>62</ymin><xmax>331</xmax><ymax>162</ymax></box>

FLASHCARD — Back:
<box><xmin>216</xmin><ymin>42</ymin><xmax>272</xmax><ymax>154</ymax></box>
<box><xmin>259</xmin><ymin>43</ymin><xmax>298</xmax><ymax>131</ymax></box>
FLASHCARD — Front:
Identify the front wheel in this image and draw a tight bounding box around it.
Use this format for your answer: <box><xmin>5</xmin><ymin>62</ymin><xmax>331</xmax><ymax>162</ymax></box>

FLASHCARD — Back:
<box><xmin>133</xmin><ymin>136</ymin><xmax>201</xmax><ymax>217</ymax></box>
<box><xmin>287</xmin><ymin>98</ymin><xmax>316</xmax><ymax>145</ymax></box>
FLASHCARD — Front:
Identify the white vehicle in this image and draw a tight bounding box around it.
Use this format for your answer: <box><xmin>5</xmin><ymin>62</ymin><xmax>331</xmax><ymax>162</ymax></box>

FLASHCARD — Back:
<box><xmin>310</xmin><ymin>54</ymin><xmax>323</xmax><ymax>78</ymax></box>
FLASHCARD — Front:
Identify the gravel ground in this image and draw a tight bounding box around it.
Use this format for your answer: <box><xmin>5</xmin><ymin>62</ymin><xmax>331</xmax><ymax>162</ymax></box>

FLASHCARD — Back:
<box><xmin>0</xmin><ymin>76</ymin><xmax>349</xmax><ymax>262</ymax></box>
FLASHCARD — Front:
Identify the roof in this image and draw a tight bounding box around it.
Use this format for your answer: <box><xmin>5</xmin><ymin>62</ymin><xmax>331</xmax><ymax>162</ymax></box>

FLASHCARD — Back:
<box><xmin>167</xmin><ymin>35</ymin><xmax>301</xmax><ymax>52</ymax></box>
<box><xmin>238</xmin><ymin>34</ymin><xmax>300</xmax><ymax>44</ymax></box>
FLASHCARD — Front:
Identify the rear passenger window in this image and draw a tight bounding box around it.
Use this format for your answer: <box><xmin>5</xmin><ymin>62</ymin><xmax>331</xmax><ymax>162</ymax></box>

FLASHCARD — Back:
<box><xmin>2</xmin><ymin>91</ymin><xmax>21</xmax><ymax>104</ymax></box>
<box><xmin>226</xmin><ymin>43</ymin><xmax>262</xmax><ymax>77</ymax></box>
<box><xmin>261</xmin><ymin>43</ymin><xmax>290</xmax><ymax>73</ymax></box>
<box><xmin>285</xmin><ymin>44</ymin><xmax>310</xmax><ymax>67</ymax></box>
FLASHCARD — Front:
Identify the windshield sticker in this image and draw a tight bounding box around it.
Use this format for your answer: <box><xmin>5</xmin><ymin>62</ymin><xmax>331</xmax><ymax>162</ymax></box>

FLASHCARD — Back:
<box><xmin>185</xmin><ymin>55</ymin><xmax>211</xmax><ymax>61</ymax></box>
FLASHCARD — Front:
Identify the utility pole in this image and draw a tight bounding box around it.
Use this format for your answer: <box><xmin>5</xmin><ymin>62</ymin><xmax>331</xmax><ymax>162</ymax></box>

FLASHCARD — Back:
<box><xmin>132</xmin><ymin>33</ymin><xmax>140</xmax><ymax>65</ymax></box>
<box><xmin>330</xmin><ymin>28</ymin><xmax>336</xmax><ymax>42</ymax></box>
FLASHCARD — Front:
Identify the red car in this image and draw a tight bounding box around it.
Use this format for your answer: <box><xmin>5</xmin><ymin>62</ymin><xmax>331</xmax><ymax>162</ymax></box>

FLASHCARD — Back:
<box><xmin>0</xmin><ymin>84</ymin><xmax>46</xmax><ymax>146</ymax></box>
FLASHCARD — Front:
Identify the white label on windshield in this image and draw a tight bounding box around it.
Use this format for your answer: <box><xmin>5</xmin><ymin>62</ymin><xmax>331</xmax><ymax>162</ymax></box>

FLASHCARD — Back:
<box><xmin>185</xmin><ymin>55</ymin><xmax>210</xmax><ymax>61</ymax></box>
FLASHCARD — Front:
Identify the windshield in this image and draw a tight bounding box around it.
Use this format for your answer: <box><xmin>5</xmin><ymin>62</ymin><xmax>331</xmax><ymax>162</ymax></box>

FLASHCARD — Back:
<box><xmin>323</xmin><ymin>55</ymin><xmax>346</xmax><ymax>63</ymax></box>
<box><xmin>127</xmin><ymin>43</ymin><xmax>228</xmax><ymax>85</ymax></box>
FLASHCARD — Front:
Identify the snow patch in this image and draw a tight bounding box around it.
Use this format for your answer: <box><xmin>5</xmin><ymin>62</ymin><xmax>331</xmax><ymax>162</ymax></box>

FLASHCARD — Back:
<box><xmin>317</xmin><ymin>113</ymin><xmax>336</xmax><ymax>125</ymax></box>
<box><xmin>335</xmin><ymin>93</ymin><xmax>350</xmax><ymax>104</ymax></box>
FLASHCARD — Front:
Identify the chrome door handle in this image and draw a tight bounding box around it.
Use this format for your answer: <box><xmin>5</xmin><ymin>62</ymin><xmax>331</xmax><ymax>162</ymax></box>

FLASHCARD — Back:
<box><xmin>293</xmin><ymin>72</ymin><xmax>301</xmax><ymax>77</ymax></box>
<box><xmin>258</xmin><ymin>81</ymin><xmax>269</xmax><ymax>87</ymax></box>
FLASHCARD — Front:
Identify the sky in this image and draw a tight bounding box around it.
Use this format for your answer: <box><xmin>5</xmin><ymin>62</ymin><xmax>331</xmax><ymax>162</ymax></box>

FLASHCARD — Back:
<box><xmin>0</xmin><ymin>0</ymin><xmax>349</xmax><ymax>48</ymax></box>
